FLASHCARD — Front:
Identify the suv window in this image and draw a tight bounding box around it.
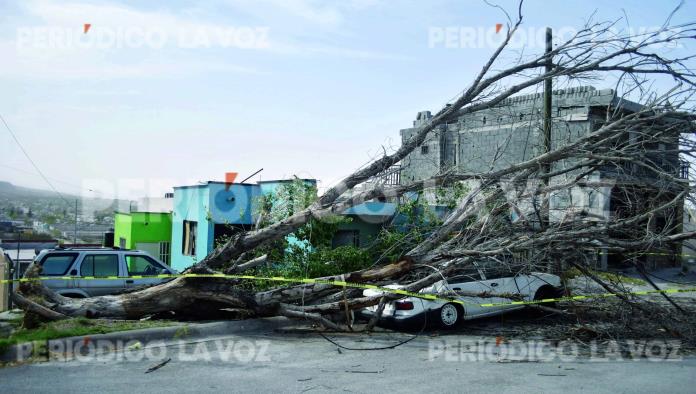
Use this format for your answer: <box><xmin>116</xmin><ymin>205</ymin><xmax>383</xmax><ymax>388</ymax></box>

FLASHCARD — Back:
<box><xmin>125</xmin><ymin>255</ymin><xmax>164</xmax><ymax>276</ymax></box>
<box><xmin>80</xmin><ymin>254</ymin><xmax>119</xmax><ymax>277</ymax></box>
<box><xmin>41</xmin><ymin>253</ymin><xmax>78</xmax><ymax>276</ymax></box>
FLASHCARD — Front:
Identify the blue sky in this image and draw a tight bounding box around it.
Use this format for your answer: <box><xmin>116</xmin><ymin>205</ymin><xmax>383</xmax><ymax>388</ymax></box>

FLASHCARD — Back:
<box><xmin>1</xmin><ymin>0</ymin><xmax>693</xmax><ymax>200</ymax></box>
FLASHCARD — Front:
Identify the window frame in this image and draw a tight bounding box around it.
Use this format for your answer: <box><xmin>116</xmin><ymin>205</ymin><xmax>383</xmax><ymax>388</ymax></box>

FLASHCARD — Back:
<box><xmin>182</xmin><ymin>220</ymin><xmax>198</xmax><ymax>256</ymax></box>
<box><xmin>79</xmin><ymin>254</ymin><xmax>120</xmax><ymax>277</ymax></box>
<box><xmin>124</xmin><ymin>254</ymin><xmax>167</xmax><ymax>276</ymax></box>
<box><xmin>332</xmin><ymin>229</ymin><xmax>360</xmax><ymax>248</ymax></box>
<box><xmin>159</xmin><ymin>241</ymin><xmax>171</xmax><ymax>264</ymax></box>
<box><xmin>39</xmin><ymin>253</ymin><xmax>79</xmax><ymax>276</ymax></box>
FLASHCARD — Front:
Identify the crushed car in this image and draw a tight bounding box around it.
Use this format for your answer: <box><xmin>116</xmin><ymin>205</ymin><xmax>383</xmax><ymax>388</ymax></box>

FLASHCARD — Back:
<box><xmin>360</xmin><ymin>265</ymin><xmax>565</xmax><ymax>329</ymax></box>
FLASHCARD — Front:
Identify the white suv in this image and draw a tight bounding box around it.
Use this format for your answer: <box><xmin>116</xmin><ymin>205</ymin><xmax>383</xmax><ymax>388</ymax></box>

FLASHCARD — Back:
<box><xmin>34</xmin><ymin>247</ymin><xmax>178</xmax><ymax>298</ymax></box>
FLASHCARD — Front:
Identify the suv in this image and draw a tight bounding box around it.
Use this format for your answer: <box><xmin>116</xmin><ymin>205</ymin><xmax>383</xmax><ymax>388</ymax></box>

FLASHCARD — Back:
<box><xmin>34</xmin><ymin>247</ymin><xmax>178</xmax><ymax>298</ymax></box>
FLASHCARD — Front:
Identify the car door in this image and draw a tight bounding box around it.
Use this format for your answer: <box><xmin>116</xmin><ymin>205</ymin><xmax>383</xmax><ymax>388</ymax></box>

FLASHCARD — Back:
<box><xmin>450</xmin><ymin>267</ymin><xmax>521</xmax><ymax>319</ymax></box>
<box><xmin>477</xmin><ymin>268</ymin><xmax>524</xmax><ymax>314</ymax></box>
<box><xmin>124</xmin><ymin>254</ymin><xmax>172</xmax><ymax>289</ymax></box>
<box><xmin>75</xmin><ymin>253</ymin><xmax>125</xmax><ymax>297</ymax></box>
<box><xmin>447</xmin><ymin>270</ymin><xmax>496</xmax><ymax>319</ymax></box>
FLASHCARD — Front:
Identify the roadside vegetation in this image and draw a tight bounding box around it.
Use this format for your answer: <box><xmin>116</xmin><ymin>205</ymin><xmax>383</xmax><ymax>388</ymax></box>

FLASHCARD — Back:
<box><xmin>0</xmin><ymin>317</ymin><xmax>174</xmax><ymax>354</ymax></box>
<box><xmin>215</xmin><ymin>180</ymin><xmax>469</xmax><ymax>289</ymax></box>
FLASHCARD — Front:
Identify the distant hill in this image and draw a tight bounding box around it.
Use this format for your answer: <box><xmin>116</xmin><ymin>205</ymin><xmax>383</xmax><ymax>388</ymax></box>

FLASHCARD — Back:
<box><xmin>0</xmin><ymin>180</ymin><xmax>131</xmax><ymax>212</ymax></box>
<box><xmin>0</xmin><ymin>180</ymin><xmax>77</xmax><ymax>199</ymax></box>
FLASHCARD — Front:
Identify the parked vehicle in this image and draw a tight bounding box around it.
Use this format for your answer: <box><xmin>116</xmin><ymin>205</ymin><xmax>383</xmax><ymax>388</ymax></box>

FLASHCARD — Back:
<box><xmin>360</xmin><ymin>267</ymin><xmax>564</xmax><ymax>329</ymax></box>
<box><xmin>34</xmin><ymin>247</ymin><xmax>178</xmax><ymax>298</ymax></box>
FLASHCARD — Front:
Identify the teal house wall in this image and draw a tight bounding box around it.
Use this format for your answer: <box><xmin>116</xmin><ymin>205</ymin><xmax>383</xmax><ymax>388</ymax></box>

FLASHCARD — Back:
<box><xmin>170</xmin><ymin>180</ymin><xmax>315</xmax><ymax>271</ymax></box>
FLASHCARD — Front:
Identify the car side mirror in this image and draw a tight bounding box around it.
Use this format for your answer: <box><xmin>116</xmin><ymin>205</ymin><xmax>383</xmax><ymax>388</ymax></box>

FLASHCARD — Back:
<box><xmin>159</xmin><ymin>268</ymin><xmax>169</xmax><ymax>275</ymax></box>
<box><xmin>70</xmin><ymin>269</ymin><xmax>77</xmax><ymax>276</ymax></box>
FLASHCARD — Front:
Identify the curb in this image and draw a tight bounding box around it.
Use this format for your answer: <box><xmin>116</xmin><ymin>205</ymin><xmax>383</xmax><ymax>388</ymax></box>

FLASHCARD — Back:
<box><xmin>0</xmin><ymin>317</ymin><xmax>301</xmax><ymax>364</ymax></box>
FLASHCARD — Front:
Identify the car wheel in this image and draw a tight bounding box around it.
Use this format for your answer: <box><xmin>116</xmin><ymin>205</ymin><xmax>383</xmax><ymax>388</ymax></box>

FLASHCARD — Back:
<box><xmin>438</xmin><ymin>303</ymin><xmax>461</xmax><ymax>329</ymax></box>
<box><xmin>533</xmin><ymin>285</ymin><xmax>562</xmax><ymax>308</ymax></box>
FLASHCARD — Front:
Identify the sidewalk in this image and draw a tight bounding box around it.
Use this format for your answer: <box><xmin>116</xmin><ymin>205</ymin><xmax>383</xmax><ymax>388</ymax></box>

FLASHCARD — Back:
<box><xmin>1</xmin><ymin>317</ymin><xmax>305</xmax><ymax>364</ymax></box>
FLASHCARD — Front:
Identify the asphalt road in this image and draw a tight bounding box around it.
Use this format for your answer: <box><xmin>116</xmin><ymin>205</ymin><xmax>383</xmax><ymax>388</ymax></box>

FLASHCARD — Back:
<box><xmin>0</xmin><ymin>326</ymin><xmax>693</xmax><ymax>394</ymax></box>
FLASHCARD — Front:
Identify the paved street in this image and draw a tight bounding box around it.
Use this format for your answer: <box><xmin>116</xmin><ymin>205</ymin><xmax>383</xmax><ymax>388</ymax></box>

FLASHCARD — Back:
<box><xmin>0</xmin><ymin>325</ymin><xmax>693</xmax><ymax>393</ymax></box>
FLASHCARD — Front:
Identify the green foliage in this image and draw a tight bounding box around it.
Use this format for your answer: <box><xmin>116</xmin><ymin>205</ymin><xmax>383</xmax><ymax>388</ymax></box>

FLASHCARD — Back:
<box><xmin>41</xmin><ymin>214</ymin><xmax>58</xmax><ymax>225</ymax></box>
<box><xmin>256</xmin><ymin>245</ymin><xmax>371</xmax><ymax>280</ymax></box>
<box><xmin>229</xmin><ymin>181</ymin><xmax>473</xmax><ymax>289</ymax></box>
<box><xmin>435</xmin><ymin>181</ymin><xmax>469</xmax><ymax>209</ymax></box>
<box><xmin>0</xmin><ymin>318</ymin><xmax>174</xmax><ymax>354</ymax></box>
<box><xmin>230</xmin><ymin>180</ymin><xmax>373</xmax><ymax>288</ymax></box>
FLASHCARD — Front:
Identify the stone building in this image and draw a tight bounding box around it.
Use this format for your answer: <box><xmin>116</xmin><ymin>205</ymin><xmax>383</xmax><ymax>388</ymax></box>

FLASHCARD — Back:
<box><xmin>399</xmin><ymin>86</ymin><xmax>686</xmax><ymax>269</ymax></box>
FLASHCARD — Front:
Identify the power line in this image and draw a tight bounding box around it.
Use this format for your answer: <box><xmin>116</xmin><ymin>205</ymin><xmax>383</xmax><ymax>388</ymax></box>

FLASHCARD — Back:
<box><xmin>0</xmin><ymin>163</ymin><xmax>83</xmax><ymax>191</ymax></box>
<box><xmin>0</xmin><ymin>112</ymin><xmax>71</xmax><ymax>206</ymax></box>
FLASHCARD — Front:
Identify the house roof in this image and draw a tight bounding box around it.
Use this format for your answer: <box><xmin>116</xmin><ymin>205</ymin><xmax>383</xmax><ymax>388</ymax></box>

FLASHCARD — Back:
<box><xmin>173</xmin><ymin>179</ymin><xmax>317</xmax><ymax>190</ymax></box>
<box><xmin>173</xmin><ymin>181</ymin><xmax>258</xmax><ymax>190</ymax></box>
<box><xmin>257</xmin><ymin>178</ymin><xmax>317</xmax><ymax>184</ymax></box>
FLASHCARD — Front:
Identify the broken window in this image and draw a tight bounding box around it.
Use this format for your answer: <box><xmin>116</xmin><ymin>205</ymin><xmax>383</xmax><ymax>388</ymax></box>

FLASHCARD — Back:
<box><xmin>182</xmin><ymin>220</ymin><xmax>197</xmax><ymax>256</ymax></box>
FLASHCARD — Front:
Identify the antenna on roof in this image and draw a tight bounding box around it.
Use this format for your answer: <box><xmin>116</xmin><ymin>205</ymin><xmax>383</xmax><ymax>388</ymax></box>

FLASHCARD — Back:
<box><xmin>240</xmin><ymin>168</ymin><xmax>264</xmax><ymax>184</ymax></box>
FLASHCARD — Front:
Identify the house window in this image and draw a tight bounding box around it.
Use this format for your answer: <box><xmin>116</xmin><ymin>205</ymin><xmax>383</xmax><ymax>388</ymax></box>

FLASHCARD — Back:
<box><xmin>182</xmin><ymin>220</ymin><xmax>197</xmax><ymax>256</ymax></box>
<box><xmin>680</xmin><ymin>161</ymin><xmax>689</xmax><ymax>179</ymax></box>
<box><xmin>421</xmin><ymin>145</ymin><xmax>429</xmax><ymax>155</ymax></box>
<box><xmin>332</xmin><ymin>230</ymin><xmax>360</xmax><ymax>248</ymax></box>
<box><xmin>553</xmin><ymin>190</ymin><xmax>571</xmax><ymax>209</ymax></box>
<box><xmin>119</xmin><ymin>237</ymin><xmax>126</xmax><ymax>249</ymax></box>
<box><xmin>159</xmin><ymin>241</ymin><xmax>171</xmax><ymax>264</ymax></box>
<box><xmin>482</xmin><ymin>116</ymin><xmax>487</xmax><ymax>125</ymax></box>
<box><xmin>587</xmin><ymin>190</ymin><xmax>598</xmax><ymax>208</ymax></box>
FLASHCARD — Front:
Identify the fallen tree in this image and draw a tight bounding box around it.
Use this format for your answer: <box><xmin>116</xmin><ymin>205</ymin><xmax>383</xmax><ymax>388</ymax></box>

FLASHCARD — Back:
<box><xmin>14</xmin><ymin>2</ymin><xmax>696</xmax><ymax>333</ymax></box>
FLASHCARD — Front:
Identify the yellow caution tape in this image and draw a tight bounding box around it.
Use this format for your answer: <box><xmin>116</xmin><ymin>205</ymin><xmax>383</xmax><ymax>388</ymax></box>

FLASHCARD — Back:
<box><xmin>2</xmin><ymin>273</ymin><xmax>695</xmax><ymax>308</ymax></box>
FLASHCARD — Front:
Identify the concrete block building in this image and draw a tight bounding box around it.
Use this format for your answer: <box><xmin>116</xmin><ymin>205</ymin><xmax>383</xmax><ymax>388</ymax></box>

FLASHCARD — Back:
<box><xmin>399</xmin><ymin>86</ymin><xmax>686</xmax><ymax>269</ymax></box>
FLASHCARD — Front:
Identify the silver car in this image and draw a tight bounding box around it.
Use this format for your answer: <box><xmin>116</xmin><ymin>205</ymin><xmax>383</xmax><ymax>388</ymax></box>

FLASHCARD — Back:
<box><xmin>361</xmin><ymin>271</ymin><xmax>565</xmax><ymax>329</ymax></box>
<box><xmin>35</xmin><ymin>247</ymin><xmax>178</xmax><ymax>298</ymax></box>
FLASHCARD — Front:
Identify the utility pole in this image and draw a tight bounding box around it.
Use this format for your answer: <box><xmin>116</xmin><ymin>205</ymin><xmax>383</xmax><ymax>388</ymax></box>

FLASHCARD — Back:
<box><xmin>73</xmin><ymin>199</ymin><xmax>78</xmax><ymax>245</ymax></box>
<box><xmin>542</xmin><ymin>27</ymin><xmax>553</xmax><ymax>228</ymax></box>
<box><xmin>16</xmin><ymin>228</ymin><xmax>21</xmax><ymax>265</ymax></box>
<box><xmin>8</xmin><ymin>229</ymin><xmax>21</xmax><ymax>309</ymax></box>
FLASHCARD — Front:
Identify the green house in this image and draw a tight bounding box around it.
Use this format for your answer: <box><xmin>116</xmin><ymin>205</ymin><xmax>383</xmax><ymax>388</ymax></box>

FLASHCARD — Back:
<box><xmin>113</xmin><ymin>212</ymin><xmax>173</xmax><ymax>265</ymax></box>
